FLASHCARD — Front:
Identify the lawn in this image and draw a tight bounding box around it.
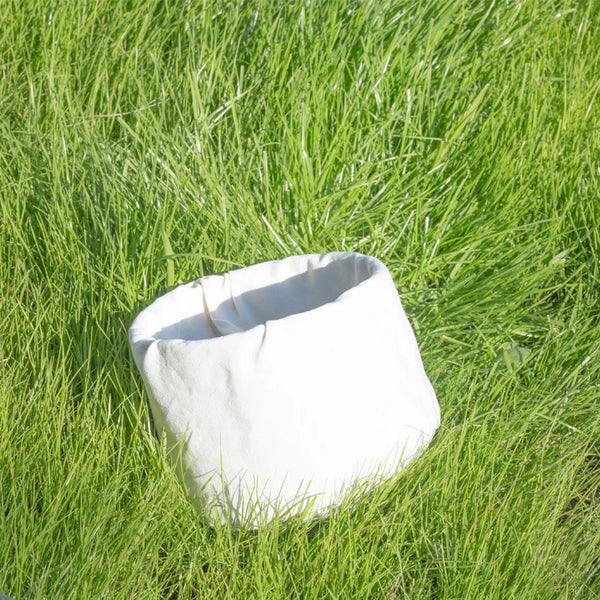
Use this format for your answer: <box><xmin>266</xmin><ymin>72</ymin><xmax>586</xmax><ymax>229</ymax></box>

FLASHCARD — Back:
<box><xmin>1</xmin><ymin>0</ymin><xmax>599</xmax><ymax>598</ymax></box>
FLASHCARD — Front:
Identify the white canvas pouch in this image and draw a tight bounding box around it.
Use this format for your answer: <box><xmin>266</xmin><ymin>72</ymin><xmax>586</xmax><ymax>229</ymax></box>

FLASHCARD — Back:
<box><xmin>129</xmin><ymin>252</ymin><xmax>440</xmax><ymax>526</ymax></box>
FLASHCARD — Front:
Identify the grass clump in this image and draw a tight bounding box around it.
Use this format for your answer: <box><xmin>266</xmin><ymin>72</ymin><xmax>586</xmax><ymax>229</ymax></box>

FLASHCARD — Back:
<box><xmin>1</xmin><ymin>0</ymin><xmax>599</xmax><ymax>598</ymax></box>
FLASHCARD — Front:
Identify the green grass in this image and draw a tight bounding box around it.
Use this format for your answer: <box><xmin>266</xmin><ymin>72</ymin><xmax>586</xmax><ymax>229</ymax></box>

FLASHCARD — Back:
<box><xmin>1</xmin><ymin>0</ymin><xmax>599</xmax><ymax>597</ymax></box>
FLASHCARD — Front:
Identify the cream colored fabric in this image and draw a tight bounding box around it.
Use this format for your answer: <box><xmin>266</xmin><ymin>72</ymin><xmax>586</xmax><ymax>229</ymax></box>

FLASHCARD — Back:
<box><xmin>129</xmin><ymin>252</ymin><xmax>440</xmax><ymax>526</ymax></box>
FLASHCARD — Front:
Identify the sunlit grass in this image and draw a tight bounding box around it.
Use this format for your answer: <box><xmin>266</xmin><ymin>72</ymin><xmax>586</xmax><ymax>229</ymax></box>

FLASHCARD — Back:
<box><xmin>1</xmin><ymin>0</ymin><xmax>599</xmax><ymax>598</ymax></box>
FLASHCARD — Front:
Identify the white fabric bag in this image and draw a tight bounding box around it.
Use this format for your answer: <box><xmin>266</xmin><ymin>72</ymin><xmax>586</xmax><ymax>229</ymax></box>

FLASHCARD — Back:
<box><xmin>129</xmin><ymin>252</ymin><xmax>440</xmax><ymax>526</ymax></box>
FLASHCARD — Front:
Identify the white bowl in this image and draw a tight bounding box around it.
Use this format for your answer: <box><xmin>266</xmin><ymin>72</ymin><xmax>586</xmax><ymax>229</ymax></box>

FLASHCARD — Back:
<box><xmin>129</xmin><ymin>252</ymin><xmax>440</xmax><ymax>526</ymax></box>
